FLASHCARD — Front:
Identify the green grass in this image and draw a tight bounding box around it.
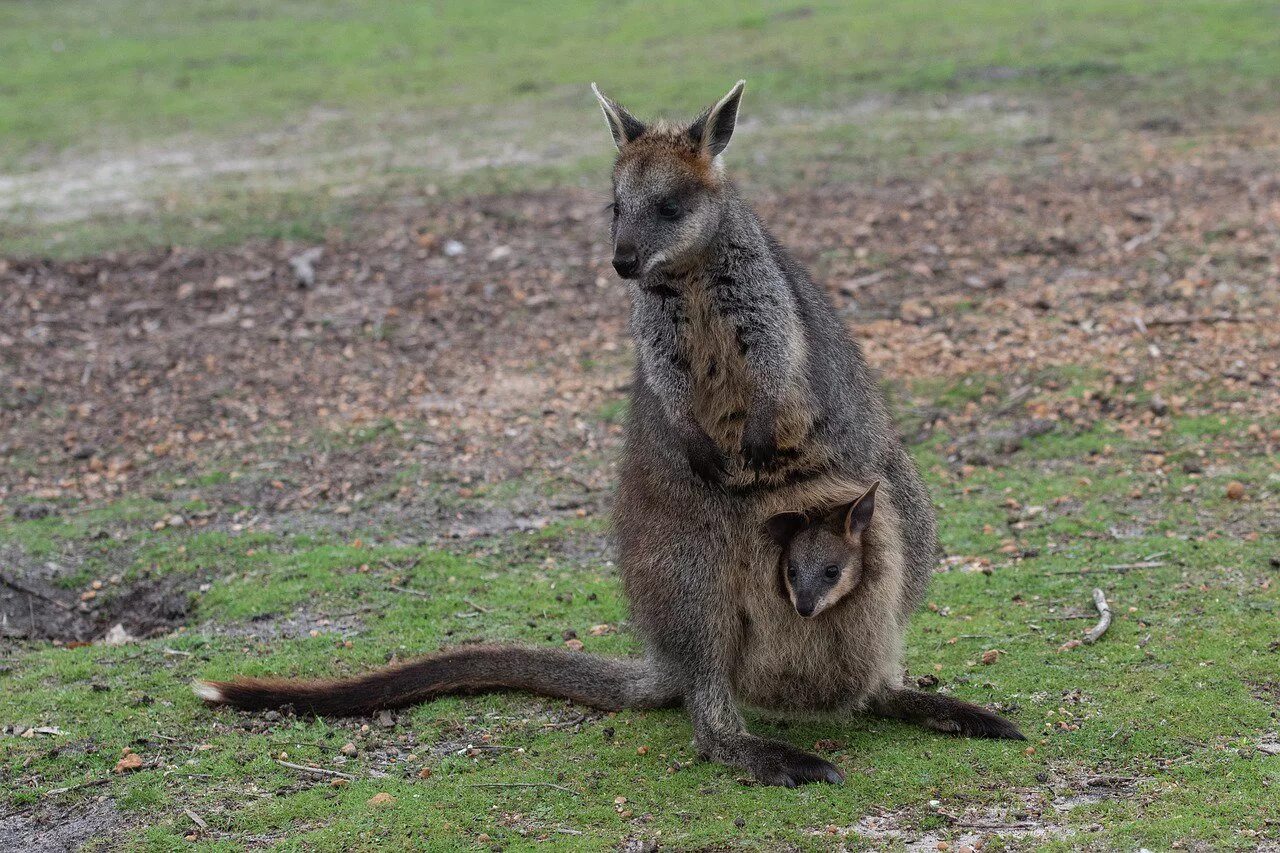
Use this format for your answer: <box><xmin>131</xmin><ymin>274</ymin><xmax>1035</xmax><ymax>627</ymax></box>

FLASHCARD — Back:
<box><xmin>4</xmin><ymin>0</ymin><xmax>1280</xmax><ymax>255</ymax></box>
<box><xmin>5</xmin><ymin>0</ymin><xmax>1278</xmax><ymax>162</ymax></box>
<box><xmin>3</xmin><ymin>410</ymin><xmax>1276</xmax><ymax>850</ymax></box>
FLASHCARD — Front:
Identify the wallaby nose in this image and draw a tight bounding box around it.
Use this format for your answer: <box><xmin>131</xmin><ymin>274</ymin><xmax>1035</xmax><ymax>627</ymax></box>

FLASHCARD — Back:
<box><xmin>612</xmin><ymin>245</ymin><xmax>640</xmax><ymax>278</ymax></box>
<box><xmin>796</xmin><ymin>600</ymin><xmax>815</xmax><ymax>618</ymax></box>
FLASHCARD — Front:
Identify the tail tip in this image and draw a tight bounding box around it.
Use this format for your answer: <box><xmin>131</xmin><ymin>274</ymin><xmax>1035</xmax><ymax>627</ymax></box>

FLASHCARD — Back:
<box><xmin>192</xmin><ymin>680</ymin><xmax>225</xmax><ymax>704</ymax></box>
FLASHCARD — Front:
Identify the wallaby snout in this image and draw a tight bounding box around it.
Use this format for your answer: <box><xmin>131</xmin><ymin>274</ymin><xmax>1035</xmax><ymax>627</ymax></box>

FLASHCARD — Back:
<box><xmin>612</xmin><ymin>242</ymin><xmax>640</xmax><ymax>278</ymax></box>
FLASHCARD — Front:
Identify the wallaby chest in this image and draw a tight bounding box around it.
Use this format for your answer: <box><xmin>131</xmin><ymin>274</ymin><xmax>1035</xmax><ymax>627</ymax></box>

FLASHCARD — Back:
<box><xmin>676</xmin><ymin>282</ymin><xmax>754</xmax><ymax>449</ymax></box>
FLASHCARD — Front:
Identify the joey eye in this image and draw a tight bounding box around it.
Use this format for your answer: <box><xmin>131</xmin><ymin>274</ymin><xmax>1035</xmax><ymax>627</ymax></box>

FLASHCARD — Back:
<box><xmin>657</xmin><ymin>199</ymin><xmax>682</xmax><ymax>220</ymax></box>
<box><xmin>823</xmin><ymin>565</ymin><xmax>840</xmax><ymax>582</ymax></box>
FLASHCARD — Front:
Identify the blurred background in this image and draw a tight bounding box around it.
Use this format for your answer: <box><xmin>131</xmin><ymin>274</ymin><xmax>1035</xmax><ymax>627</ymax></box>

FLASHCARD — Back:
<box><xmin>3</xmin><ymin>0</ymin><xmax>1278</xmax><ymax>253</ymax></box>
<box><xmin>2</xmin><ymin>3</ymin><xmax>1278</xmax><ymax>850</ymax></box>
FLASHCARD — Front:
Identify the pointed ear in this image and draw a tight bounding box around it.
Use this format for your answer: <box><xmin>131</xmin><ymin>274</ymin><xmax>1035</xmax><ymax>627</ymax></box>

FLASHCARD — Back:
<box><xmin>687</xmin><ymin>79</ymin><xmax>745</xmax><ymax>158</ymax></box>
<box><xmin>764</xmin><ymin>512</ymin><xmax>806</xmax><ymax>549</ymax></box>
<box><xmin>591</xmin><ymin>83</ymin><xmax>646</xmax><ymax>150</ymax></box>
<box><xmin>843</xmin><ymin>481</ymin><xmax>880</xmax><ymax>537</ymax></box>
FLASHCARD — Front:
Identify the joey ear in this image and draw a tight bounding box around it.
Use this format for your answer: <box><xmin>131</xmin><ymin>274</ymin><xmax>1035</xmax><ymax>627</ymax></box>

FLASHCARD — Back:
<box><xmin>687</xmin><ymin>79</ymin><xmax>745</xmax><ymax>158</ymax></box>
<box><xmin>764</xmin><ymin>512</ymin><xmax>806</xmax><ymax>548</ymax></box>
<box><xmin>844</xmin><ymin>481</ymin><xmax>880</xmax><ymax>537</ymax></box>
<box><xmin>591</xmin><ymin>83</ymin><xmax>646</xmax><ymax>150</ymax></box>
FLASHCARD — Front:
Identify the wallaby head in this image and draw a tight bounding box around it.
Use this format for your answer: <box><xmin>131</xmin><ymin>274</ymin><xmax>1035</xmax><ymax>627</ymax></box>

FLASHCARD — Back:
<box><xmin>764</xmin><ymin>482</ymin><xmax>879</xmax><ymax>619</ymax></box>
<box><xmin>591</xmin><ymin>80</ymin><xmax>745</xmax><ymax>280</ymax></box>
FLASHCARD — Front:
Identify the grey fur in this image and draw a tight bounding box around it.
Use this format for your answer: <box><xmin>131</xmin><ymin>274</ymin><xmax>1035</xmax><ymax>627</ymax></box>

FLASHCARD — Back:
<box><xmin>194</xmin><ymin>82</ymin><xmax>1023</xmax><ymax>787</ymax></box>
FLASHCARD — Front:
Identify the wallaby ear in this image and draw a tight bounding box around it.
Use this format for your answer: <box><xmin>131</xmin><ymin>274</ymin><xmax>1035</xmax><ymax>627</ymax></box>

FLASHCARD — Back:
<box><xmin>591</xmin><ymin>83</ymin><xmax>646</xmax><ymax>150</ymax></box>
<box><xmin>843</xmin><ymin>481</ymin><xmax>880</xmax><ymax>537</ymax></box>
<box><xmin>764</xmin><ymin>512</ymin><xmax>807</xmax><ymax>549</ymax></box>
<box><xmin>687</xmin><ymin>79</ymin><xmax>745</xmax><ymax>158</ymax></box>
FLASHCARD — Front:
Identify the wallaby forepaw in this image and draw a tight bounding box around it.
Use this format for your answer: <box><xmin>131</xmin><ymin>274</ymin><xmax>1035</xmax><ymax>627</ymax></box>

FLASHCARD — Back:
<box><xmin>739</xmin><ymin>409</ymin><xmax>779</xmax><ymax>473</ymax></box>
<box><xmin>740</xmin><ymin>434</ymin><xmax>778</xmax><ymax>473</ymax></box>
<box><xmin>686</xmin><ymin>433</ymin><xmax>729</xmax><ymax>485</ymax></box>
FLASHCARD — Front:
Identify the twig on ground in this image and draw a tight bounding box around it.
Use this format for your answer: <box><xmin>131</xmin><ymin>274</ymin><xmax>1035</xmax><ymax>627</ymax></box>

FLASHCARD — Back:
<box><xmin>380</xmin><ymin>556</ymin><xmax>423</xmax><ymax>573</ymax></box>
<box><xmin>464</xmin><ymin>598</ymin><xmax>491</xmax><ymax>614</ymax></box>
<box><xmin>1123</xmin><ymin>214</ymin><xmax>1170</xmax><ymax>253</ymax></box>
<box><xmin>388</xmin><ymin>584</ymin><xmax>431</xmax><ymax>598</ymax></box>
<box><xmin>1050</xmin><ymin>561</ymin><xmax>1164</xmax><ymax>575</ymax></box>
<box><xmin>184</xmin><ymin>808</ymin><xmax>208</xmax><ymax>830</ymax></box>
<box><xmin>468</xmin><ymin>782</ymin><xmax>579</xmax><ymax>796</ymax></box>
<box><xmin>1143</xmin><ymin>313</ymin><xmax>1255</xmax><ymax>327</ymax></box>
<box><xmin>43</xmin><ymin>778</ymin><xmax>111</xmax><ymax>797</ymax></box>
<box><xmin>0</xmin><ymin>573</ymin><xmax>72</xmax><ymax>611</ymax></box>
<box><xmin>1084</xmin><ymin>588</ymin><xmax>1112</xmax><ymax>644</ymax></box>
<box><xmin>275</xmin><ymin>759</ymin><xmax>356</xmax><ymax>780</ymax></box>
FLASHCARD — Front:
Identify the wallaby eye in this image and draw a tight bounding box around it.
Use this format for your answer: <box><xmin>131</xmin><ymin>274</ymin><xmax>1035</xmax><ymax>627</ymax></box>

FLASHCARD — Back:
<box><xmin>786</xmin><ymin>564</ymin><xmax>797</xmax><ymax>581</ymax></box>
<box><xmin>657</xmin><ymin>199</ymin><xmax>682</xmax><ymax>220</ymax></box>
<box><xmin>609</xmin><ymin>202</ymin><xmax>620</xmax><ymax>220</ymax></box>
<box><xmin>823</xmin><ymin>565</ymin><xmax>840</xmax><ymax>582</ymax></box>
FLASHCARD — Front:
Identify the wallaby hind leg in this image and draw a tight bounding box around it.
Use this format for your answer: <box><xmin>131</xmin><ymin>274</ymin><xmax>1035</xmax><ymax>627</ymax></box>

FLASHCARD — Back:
<box><xmin>872</xmin><ymin>688</ymin><xmax>1024</xmax><ymax>740</ymax></box>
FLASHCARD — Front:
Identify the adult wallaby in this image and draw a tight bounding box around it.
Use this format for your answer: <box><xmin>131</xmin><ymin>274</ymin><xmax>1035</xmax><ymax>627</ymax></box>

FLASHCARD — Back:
<box><xmin>196</xmin><ymin>81</ymin><xmax>1023</xmax><ymax>787</ymax></box>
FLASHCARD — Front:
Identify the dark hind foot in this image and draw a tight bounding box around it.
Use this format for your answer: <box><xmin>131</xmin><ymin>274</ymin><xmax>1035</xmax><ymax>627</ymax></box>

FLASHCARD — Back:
<box><xmin>873</xmin><ymin>688</ymin><xmax>1025</xmax><ymax>740</ymax></box>
<box><xmin>701</xmin><ymin>733</ymin><xmax>845</xmax><ymax>787</ymax></box>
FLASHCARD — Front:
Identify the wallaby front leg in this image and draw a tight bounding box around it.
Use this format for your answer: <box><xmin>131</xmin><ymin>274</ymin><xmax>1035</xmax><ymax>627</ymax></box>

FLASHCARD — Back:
<box><xmin>687</xmin><ymin>678</ymin><xmax>844</xmax><ymax>787</ymax></box>
<box><xmin>710</xmin><ymin>272</ymin><xmax>801</xmax><ymax>473</ymax></box>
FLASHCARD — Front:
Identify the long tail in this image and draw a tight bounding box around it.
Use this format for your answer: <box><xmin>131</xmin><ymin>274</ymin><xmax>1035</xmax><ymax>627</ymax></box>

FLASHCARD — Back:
<box><xmin>194</xmin><ymin>644</ymin><xmax>677</xmax><ymax>716</ymax></box>
<box><xmin>872</xmin><ymin>688</ymin><xmax>1025</xmax><ymax>740</ymax></box>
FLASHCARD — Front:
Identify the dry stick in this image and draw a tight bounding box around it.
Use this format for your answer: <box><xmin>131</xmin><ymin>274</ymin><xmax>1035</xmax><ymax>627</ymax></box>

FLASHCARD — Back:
<box><xmin>468</xmin><ymin>782</ymin><xmax>579</xmax><ymax>796</ymax></box>
<box><xmin>0</xmin><ymin>573</ymin><xmax>73</xmax><ymax>611</ymax></box>
<box><xmin>1103</xmin><ymin>561</ymin><xmax>1165</xmax><ymax>570</ymax></box>
<box><xmin>1049</xmin><ymin>561</ymin><xmax>1163</xmax><ymax>576</ymax></box>
<box><xmin>1143</xmin><ymin>313</ymin><xmax>1255</xmax><ymax>327</ymax></box>
<box><xmin>184</xmin><ymin>808</ymin><xmax>208</xmax><ymax>830</ymax></box>
<box><xmin>1084</xmin><ymin>588</ymin><xmax>1112</xmax><ymax>645</ymax></box>
<box><xmin>275</xmin><ymin>759</ymin><xmax>356</xmax><ymax>780</ymax></box>
<box><xmin>43</xmin><ymin>778</ymin><xmax>111</xmax><ymax>797</ymax></box>
<box><xmin>388</xmin><ymin>584</ymin><xmax>431</xmax><ymax>598</ymax></box>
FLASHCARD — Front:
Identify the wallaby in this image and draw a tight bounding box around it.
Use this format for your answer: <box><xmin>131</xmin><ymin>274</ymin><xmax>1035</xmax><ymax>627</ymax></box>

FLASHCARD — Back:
<box><xmin>195</xmin><ymin>81</ymin><xmax>1023</xmax><ymax>786</ymax></box>
<box><xmin>766</xmin><ymin>482</ymin><xmax>879</xmax><ymax>619</ymax></box>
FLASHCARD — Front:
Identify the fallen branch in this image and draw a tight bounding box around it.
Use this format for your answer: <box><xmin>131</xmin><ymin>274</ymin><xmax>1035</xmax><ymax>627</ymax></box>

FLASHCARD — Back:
<box><xmin>468</xmin><ymin>782</ymin><xmax>579</xmax><ymax>796</ymax></box>
<box><xmin>1084</xmin><ymin>588</ymin><xmax>1112</xmax><ymax>645</ymax></box>
<box><xmin>388</xmin><ymin>584</ymin><xmax>431</xmax><ymax>598</ymax></box>
<box><xmin>43</xmin><ymin>778</ymin><xmax>111</xmax><ymax>797</ymax></box>
<box><xmin>1103</xmin><ymin>561</ymin><xmax>1165</xmax><ymax>570</ymax></box>
<box><xmin>1144</xmin><ymin>313</ymin><xmax>1255</xmax><ymax>327</ymax></box>
<box><xmin>1122</xmin><ymin>214</ymin><xmax>1170</xmax><ymax>253</ymax></box>
<box><xmin>275</xmin><ymin>759</ymin><xmax>355</xmax><ymax>780</ymax></box>
<box><xmin>0</xmin><ymin>573</ymin><xmax>72</xmax><ymax>611</ymax></box>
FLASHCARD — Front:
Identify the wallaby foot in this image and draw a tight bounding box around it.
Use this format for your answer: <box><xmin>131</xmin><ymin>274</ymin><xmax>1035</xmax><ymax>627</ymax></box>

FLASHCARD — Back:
<box><xmin>699</xmin><ymin>732</ymin><xmax>844</xmax><ymax>787</ymax></box>
<box><xmin>873</xmin><ymin>688</ymin><xmax>1025</xmax><ymax>740</ymax></box>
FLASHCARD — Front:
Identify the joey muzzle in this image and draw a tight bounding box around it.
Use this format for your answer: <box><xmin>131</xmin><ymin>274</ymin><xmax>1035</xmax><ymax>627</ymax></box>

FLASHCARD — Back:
<box><xmin>794</xmin><ymin>594</ymin><xmax>819</xmax><ymax>619</ymax></box>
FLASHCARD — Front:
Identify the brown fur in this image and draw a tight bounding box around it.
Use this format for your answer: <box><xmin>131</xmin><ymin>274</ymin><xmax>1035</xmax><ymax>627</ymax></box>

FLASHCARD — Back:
<box><xmin>196</xmin><ymin>84</ymin><xmax>1024</xmax><ymax>787</ymax></box>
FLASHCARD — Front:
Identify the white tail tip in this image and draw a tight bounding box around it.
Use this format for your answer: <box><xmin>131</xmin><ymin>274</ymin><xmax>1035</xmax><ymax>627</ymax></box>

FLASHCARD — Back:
<box><xmin>191</xmin><ymin>680</ymin><xmax>223</xmax><ymax>702</ymax></box>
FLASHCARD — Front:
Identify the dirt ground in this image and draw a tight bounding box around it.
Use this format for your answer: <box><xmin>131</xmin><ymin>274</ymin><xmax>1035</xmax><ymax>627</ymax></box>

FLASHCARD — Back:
<box><xmin>1</xmin><ymin>118</ymin><xmax>1278</xmax><ymax>849</ymax></box>
<box><xmin>3</xmin><ymin>122</ymin><xmax>1276</xmax><ymax>509</ymax></box>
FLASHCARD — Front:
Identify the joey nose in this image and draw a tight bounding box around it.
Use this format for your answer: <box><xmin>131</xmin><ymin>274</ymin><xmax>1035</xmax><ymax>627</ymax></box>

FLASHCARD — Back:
<box><xmin>795</xmin><ymin>600</ymin><xmax>816</xmax><ymax>618</ymax></box>
<box><xmin>612</xmin><ymin>245</ymin><xmax>640</xmax><ymax>278</ymax></box>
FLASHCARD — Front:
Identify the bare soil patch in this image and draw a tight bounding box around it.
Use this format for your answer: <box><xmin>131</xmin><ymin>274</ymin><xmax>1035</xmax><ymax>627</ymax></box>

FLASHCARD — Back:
<box><xmin>1</xmin><ymin>123</ymin><xmax>1277</xmax><ymax>541</ymax></box>
<box><xmin>1</xmin><ymin>562</ymin><xmax>193</xmax><ymax>643</ymax></box>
